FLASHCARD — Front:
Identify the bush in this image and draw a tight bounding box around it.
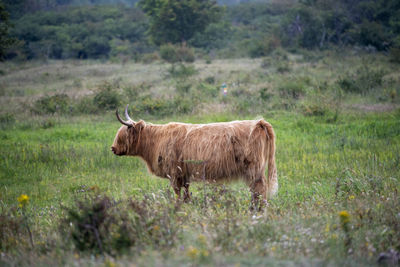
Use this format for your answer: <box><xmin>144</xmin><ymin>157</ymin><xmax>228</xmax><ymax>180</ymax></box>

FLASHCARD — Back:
<box><xmin>133</xmin><ymin>96</ymin><xmax>173</xmax><ymax>117</ymax></box>
<box><xmin>61</xmin><ymin>194</ymin><xmax>115</xmax><ymax>254</ymax></box>
<box><xmin>337</xmin><ymin>65</ymin><xmax>385</xmax><ymax>94</ymax></box>
<box><xmin>248</xmin><ymin>36</ymin><xmax>281</xmax><ymax>58</ymax></box>
<box><xmin>123</xmin><ymin>83</ymin><xmax>150</xmax><ymax>101</ymax></box>
<box><xmin>140</xmin><ymin>52</ymin><xmax>160</xmax><ymax>64</ymax></box>
<box><xmin>0</xmin><ymin>208</ymin><xmax>26</xmax><ymax>252</ymax></box>
<box><xmin>259</xmin><ymin>87</ymin><xmax>272</xmax><ymax>101</ymax></box>
<box><xmin>176</xmin><ymin>81</ymin><xmax>192</xmax><ymax>96</ymax></box>
<box><xmin>159</xmin><ymin>44</ymin><xmax>179</xmax><ymax>63</ymax></box>
<box><xmin>93</xmin><ymin>82</ymin><xmax>121</xmax><ymax>110</ymax></box>
<box><xmin>173</xmin><ymin>96</ymin><xmax>194</xmax><ymax>114</ymax></box>
<box><xmin>32</xmin><ymin>94</ymin><xmax>70</xmax><ymax>114</ymax></box>
<box><xmin>167</xmin><ymin>64</ymin><xmax>197</xmax><ymax>79</ymax></box>
<box><xmin>276</xmin><ymin>61</ymin><xmax>291</xmax><ymax>73</ymax></box>
<box><xmin>204</xmin><ymin>76</ymin><xmax>215</xmax><ymax>84</ymax></box>
<box><xmin>74</xmin><ymin>97</ymin><xmax>98</xmax><ymax>114</ymax></box>
<box><xmin>160</xmin><ymin>44</ymin><xmax>195</xmax><ymax>63</ymax></box>
<box><xmin>278</xmin><ymin>80</ymin><xmax>305</xmax><ymax>99</ymax></box>
<box><xmin>301</xmin><ymin>103</ymin><xmax>327</xmax><ymax>117</ymax></box>
<box><xmin>0</xmin><ymin>113</ymin><xmax>15</xmax><ymax>128</ymax></box>
<box><xmin>61</xmin><ymin>191</ymin><xmax>183</xmax><ymax>254</ymax></box>
<box><xmin>178</xmin><ymin>45</ymin><xmax>195</xmax><ymax>63</ymax></box>
<box><xmin>196</xmin><ymin>82</ymin><xmax>218</xmax><ymax>98</ymax></box>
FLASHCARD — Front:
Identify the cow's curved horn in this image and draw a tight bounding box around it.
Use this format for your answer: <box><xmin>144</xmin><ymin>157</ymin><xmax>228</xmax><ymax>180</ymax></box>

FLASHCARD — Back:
<box><xmin>116</xmin><ymin>109</ymin><xmax>131</xmax><ymax>127</ymax></box>
<box><xmin>124</xmin><ymin>104</ymin><xmax>134</xmax><ymax>122</ymax></box>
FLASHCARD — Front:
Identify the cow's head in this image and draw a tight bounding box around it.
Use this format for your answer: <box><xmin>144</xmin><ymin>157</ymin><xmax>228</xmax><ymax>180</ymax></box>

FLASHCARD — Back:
<box><xmin>111</xmin><ymin>105</ymin><xmax>144</xmax><ymax>156</ymax></box>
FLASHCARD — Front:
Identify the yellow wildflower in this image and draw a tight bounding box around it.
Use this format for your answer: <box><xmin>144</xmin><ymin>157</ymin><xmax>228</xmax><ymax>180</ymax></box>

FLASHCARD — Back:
<box><xmin>348</xmin><ymin>195</ymin><xmax>355</xmax><ymax>200</ymax></box>
<box><xmin>17</xmin><ymin>194</ymin><xmax>29</xmax><ymax>207</ymax></box>
<box><xmin>187</xmin><ymin>246</ymin><xmax>199</xmax><ymax>259</ymax></box>
<box><xmin>271</xmin><ymin>246</ymin><xmax>276</xmax><ymax>252</ymax></box>
<box><xmin>200</xmin><ymin>249</ymin><xmax>209</xmax><ymax>257</ymax></box>
<box><xmin>325</xmin><ymin>223</ymin><xmax>330</xmax><ymax>233</ymax></box>
<box><xmin>339</xmin><ymin>210</ymin><xmax>350</xmax><ymax>224</ymax></box>
<box><xmin>198</xmin><ymin>234</ymin><xmax>207</xmax><ymax>245</ymax></box>
<box><xmin>153</xmin><ymin>225</ymin><xmax>160</xmax><ymax>231</ymax></box>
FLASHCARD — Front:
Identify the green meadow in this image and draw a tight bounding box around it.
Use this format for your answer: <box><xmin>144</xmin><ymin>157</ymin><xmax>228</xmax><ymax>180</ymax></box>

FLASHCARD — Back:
<box><xmin>1</xmin><ymin>52</ymin><xmax>399</xmax><ymax>266</ymax></box>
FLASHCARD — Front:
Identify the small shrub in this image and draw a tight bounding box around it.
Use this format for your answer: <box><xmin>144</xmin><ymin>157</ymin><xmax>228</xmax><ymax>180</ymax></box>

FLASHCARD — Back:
<box><xmin>337</xmin><ymin>66</ymin><xmax>385</xmax><ymax>94</ymax></box>
<box><xmin>41</xmin><ymin>119</ymin><xmax>56</xmax><ymax>129</ymax></box>
<box><xmin>0</xmin><ymin>208</ymin><xmax>25</xmax><ymax>252</ymax></box>
<box><xmin>32</xmin><ymin>94</ymin><xmax>70</xmax><ymax>114</ymax></box>
<box><xmin>124</xmin><ymin>83</ymin><xmax>150</xmax><ymax>101</ymax></box>
<box><xmin>160</xmin><ymin>44</ymin><xmax>195</xmax><ymax>63</ymax></box>
<box><xmin>271</xmin><ymin>47</ymin><xmax>288</xmax><ymax>60</ymax></box>
<box><xmin>61</xmin><ymin>191</ymin><xmax>183</xmax><ymax>254</ymax></box>
<box><xmin>160</xmin><ymin>44</ymin><xmax>179</xmax><ymax>63</ymax></box>
<box><xmin>337</xmin><ymin>77</ymin><xmax>358</xmax><ymax>93</ymax></box>
<box><xmin>197</xmin><ymin>82</ymin><xmax>218</xmax><ymax>98</ymax></box>
<box><xmin>134</xmin><ymin>96</ymin><xmax>173</xmax><ymax>117</ymax></box>
<box><xmin>173</xmin><ymin>96</ymin><xmax>194</xmax><ymax>114</ymax></box>
<box><xmin>248</xmin><ymin>36</ymin><xmax>281</xmax><ymax>58</ymax></box>
<box><xmin>168</xmin><ymin>64</ymin><xmax>197</xmax><ymax>79</ymax></box>
<box><xmin>93</xmin><ymin>82</ymin><xmax>121</xmax><ymax>110</ymax></box>
<box><xmin>178</xmin><ymin>45</ymin><xmax>195</xmax><ymax>63</ymax></box>
<box><xmin>75</xmin><ymin>97</ymin><xmax>98</xmax><ymax>114</ymax></box>
<box><xmin>260</xmin><ymin>58</ymin><xmax>271</xmax><ymax>69</ymax></box>
<box><xmin>204</xmin><ymin>76</ymin><xmax>215</xmax><ymax>84</ymax></box>
<box><xmin>61</xmin><ymin>194</ymin><xmax>116</xmax><ymax>254</ymax></box>
<box><xmin>0</xmin><ymin>113</ymin><xmax>15</xmax><ymax>128</ymax></box>
<box><xmin>278</xmin><ymin>81</ymin><xmax>305</xmax><ymax>99</ymax></box>
<box><xmin>204</xmin><ymin>55</ymin><xmax>212</xmax><ymax>64</ymax></box>
<box><xmin>176</xmin><ymin>82</ymin><xmax>192</xmax><ymax>96</ymax></box>
<box><xmin>276</xmin><ymin>62</ymin><xmax>291</xmax><ymax>73</ymax></box>
<box><xmin>140</xmin><ymin>52</ymin><xmax>160</xmax><ymax>64</ymax></box>
<box><xmin>259</xmin><ymin>87</ymin><xmax>272</xmax><ymax>101</ymax></box>
<box><xmin>302</xmin><ymin>103</ymin><xmax>327</xmax><ymax>117</ymax></box>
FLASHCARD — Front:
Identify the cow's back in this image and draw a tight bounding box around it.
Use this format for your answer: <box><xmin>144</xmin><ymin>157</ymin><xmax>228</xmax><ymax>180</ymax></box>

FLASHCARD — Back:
<box><xmin>181</xmin><ymin>120</ymin><xmax>266</xmax><ymax>181</ymax></box>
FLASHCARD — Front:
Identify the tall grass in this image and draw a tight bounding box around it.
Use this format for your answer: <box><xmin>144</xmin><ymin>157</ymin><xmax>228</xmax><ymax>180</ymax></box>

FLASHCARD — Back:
<box><xmin>0</xmin><ymin>52</ymin><xmax>399</xmax><ymax>265</ymax></box>
<box><xmin>0</xmin><ymin>111</ymin><xmax>399</xmax><ymax>265</ymax></box>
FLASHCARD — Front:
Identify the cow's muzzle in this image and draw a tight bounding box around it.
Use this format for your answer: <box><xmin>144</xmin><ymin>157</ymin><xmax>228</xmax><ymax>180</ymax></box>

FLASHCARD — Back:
<box><xmin>111</xmin><ymin>146</ymin><xmax>124</xmax><ymax>155</ymax></box>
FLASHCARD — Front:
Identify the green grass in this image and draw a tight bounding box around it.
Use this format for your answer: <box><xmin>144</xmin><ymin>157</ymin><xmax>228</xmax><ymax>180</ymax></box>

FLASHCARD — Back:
<box><xmin>0</xmin><ymin>52</ymin><xmax>400</xmax><ymax>265</ymax></box>
<box><xmin>1</xmin><ymin>111</ymin><xmax>399</xmax><ymax>266</ymax></box>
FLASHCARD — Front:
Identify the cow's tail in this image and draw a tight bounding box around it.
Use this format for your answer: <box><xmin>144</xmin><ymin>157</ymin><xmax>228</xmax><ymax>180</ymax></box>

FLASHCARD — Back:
<box><xmin>263</xmin><ymin>121</ymin><xmax>278</xmax><ymax>198</ymax></box>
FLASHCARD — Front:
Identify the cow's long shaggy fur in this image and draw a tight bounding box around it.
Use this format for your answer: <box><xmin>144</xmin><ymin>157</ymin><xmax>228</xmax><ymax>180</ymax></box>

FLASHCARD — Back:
<box><xmin>112</xmin><ymin>118</ymin><xmax>278</xmax><ymax>207</ymax></box>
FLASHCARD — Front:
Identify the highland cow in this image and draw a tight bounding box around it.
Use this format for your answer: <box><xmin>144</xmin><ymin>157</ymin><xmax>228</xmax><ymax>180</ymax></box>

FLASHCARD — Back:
<box><xmin>111</xmin><ymin>105</ymin><xmax>278</xmax><ymax>208</ymax></box>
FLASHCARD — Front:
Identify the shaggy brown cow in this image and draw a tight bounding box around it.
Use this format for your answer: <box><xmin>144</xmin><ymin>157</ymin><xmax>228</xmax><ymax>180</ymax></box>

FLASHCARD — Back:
<box><xmin>111</xmin><ymin>105</ymin><xmax>278</xmax><ymax>208</ymax></box>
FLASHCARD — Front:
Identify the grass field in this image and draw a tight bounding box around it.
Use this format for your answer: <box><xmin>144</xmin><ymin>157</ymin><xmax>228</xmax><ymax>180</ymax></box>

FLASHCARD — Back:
<box><xmin>1</xmin><ymin>51</ymin><xmax>400</xmax><ymax>266</ymax></box>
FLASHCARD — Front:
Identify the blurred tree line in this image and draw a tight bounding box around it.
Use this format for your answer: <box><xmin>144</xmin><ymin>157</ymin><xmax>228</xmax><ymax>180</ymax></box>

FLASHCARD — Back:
<box><xmin>1</xmin><ymin>0</ymin><xmax>400</xmax><ymax>61</ymax></box>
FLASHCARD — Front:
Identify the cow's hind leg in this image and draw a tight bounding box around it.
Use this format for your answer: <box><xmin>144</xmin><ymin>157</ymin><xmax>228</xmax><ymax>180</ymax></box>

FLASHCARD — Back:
<box><xmin>182</xmin><ymin>178</ymin><xmax>191</xmax><ymax>203</ymax></box>
<box><xmin>249</xmin><ymin>174</ymin><xmax>268</xmax><ymax>211</ymax></box>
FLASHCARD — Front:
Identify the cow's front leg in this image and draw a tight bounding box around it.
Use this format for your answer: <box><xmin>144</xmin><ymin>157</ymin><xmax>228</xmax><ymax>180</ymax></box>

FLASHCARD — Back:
<box><xmin>170</xmin><ymin>176</ymin><xmax>183</xmax><ymax>200</ymax></box>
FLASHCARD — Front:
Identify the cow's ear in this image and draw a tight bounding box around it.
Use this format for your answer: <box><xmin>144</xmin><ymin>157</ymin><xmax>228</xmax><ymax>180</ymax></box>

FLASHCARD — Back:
<box><xmin>134</xmin><ymin>120</ymin><xmax>145</xmax><ymax>132</ymax></box>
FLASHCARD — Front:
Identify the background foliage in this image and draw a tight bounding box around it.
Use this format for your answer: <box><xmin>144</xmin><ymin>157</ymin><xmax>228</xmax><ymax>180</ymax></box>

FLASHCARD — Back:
<box><xmin>2</xmin><ymin>0</ymin><xmax>400</xmax><ymax>60</ymax></box>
